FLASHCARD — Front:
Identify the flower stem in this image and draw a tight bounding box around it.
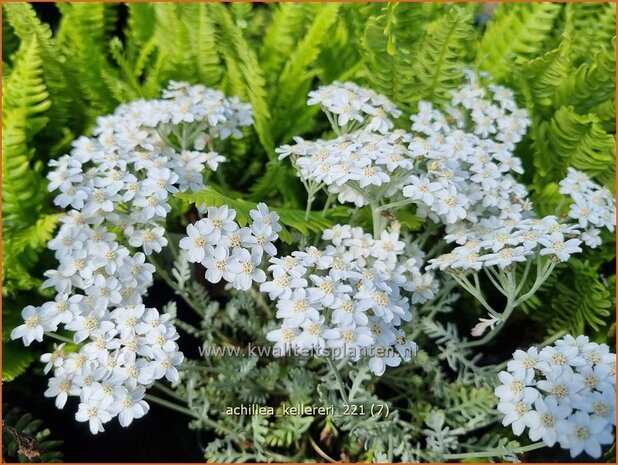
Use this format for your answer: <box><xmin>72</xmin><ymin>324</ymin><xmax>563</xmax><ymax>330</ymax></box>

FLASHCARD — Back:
<box><xmin>370</xmin><ymin>201</ymin><xmax>383</xmax><ymax>239</ymax></box>
<box><xmin>44</xmin><ymin>332</ymin><xmax>75</xmax><ymax>345</ymax></box>
<box><xmin>145</xmin><ymin>394</ymin><xmax>239</xmax><ymax>438</ymax></box>
<box><xmin>144</xmin><ymin>393</ymin><xmax>198</xmax><ymax>418</ymax></box>
<box><xmin>442</xmin><ymin>441</ymin><xmax>546</xmax><ymax>460</ymax></box>
<box><xmin>326</xmin><ymin>357</ymin><xmax>349</xmax><ymax>404</ymax></box>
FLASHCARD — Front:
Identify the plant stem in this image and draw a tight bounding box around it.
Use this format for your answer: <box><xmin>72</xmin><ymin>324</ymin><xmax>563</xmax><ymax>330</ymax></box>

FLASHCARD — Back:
<box><xmin>164</xmin><ymin>231</ymin><xmax>179</xmax><ymax>261</ymax></box>
<box><xmin>321</xmin><ymin>193</ymin><xmax>334</xmax><ymax>217</ymax></box>
<box><xmin>147</xmin><ymin>255</ymin><xmax>204</xmax><ymax>316</ymax></box>
<box><xmin>443</xmin><ymin>441</ymin><xmax>545</xmax><ymax>460</ymax></box>
<box><xmin>326</xmin><ymin>357</ymin><xmax>349</xmax><ymax>404</ymax></box>
<box><xmin>145</xmin><ymin>393</ymin><xmax>198</xmax><ymax>418</ymax></box>
<box><xmin>44</xmin><ymin>332</ymin><xmax>75</xmax><ymax>345</ymax></box>
<box><xmin>249</xmin><ymin>286</ymin><xmax>271</xmax><ymax>317</ymax></box>
<box><xmin>145</xmin><ymin>394</ymin><xmax>239</xmax><ymax>437</ymax></box>
<box><xmin>376</xmin><ymin>198</ymin><xmax>414</xmax><ymax>212</ymax></box>
<box><xmin>370</xmin><ymin>201</ymin><xmax>383</xmax><ymax>239</ymax></box>
<box><xmin>154</xmin><ymin>381</ymin><xmax>185</xmax><ymax>403</ymax></box>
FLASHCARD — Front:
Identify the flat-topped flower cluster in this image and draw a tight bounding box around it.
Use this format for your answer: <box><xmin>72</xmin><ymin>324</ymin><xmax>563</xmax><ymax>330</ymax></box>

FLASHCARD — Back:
<box><xmin>11</xmin><ymin>82</ymin><xmax>252</xmax><ymax>433</ymax></box>
<box><xmin>262</xmin><ymin>224</ymin><xmax>435</xmax><ymax>376</ymax></box>
<box><xmin>496</xmin><ymin>335</ymin><xmax>616</xmax><ymax>458</ymax></box>
<box><xmin>180</xmin><ymin>204</ymin><xmax>281</xmax><ymax>290</ymax></box>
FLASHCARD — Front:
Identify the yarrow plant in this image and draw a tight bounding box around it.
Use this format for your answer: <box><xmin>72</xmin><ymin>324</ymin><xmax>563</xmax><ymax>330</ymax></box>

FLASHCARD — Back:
<box><xmin>262</xmin><ymin>224</ymin><xmax>437</xmax><ymax>376</ymax></box>
<box><xmin>11</xmin><ymin>82</ymin><xmax>253</xmax><ymax>433</ymax></box>
<box><xmin>9</xmin><ymin>73</ymin><xmax>616</xmax><ymax>461</ymax></box>
<box><xmin>496</xmin><ymin>335</ymin><xmax>615</xmax><ymax>458</ymax></box>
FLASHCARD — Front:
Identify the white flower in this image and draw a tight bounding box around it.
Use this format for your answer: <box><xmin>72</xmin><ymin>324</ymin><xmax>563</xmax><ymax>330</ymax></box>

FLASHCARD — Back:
<box><xmin>561</xmin><ymin>411</ymin><xmax>613</xmax><ymax>458</ymax></box>
<box><xmin>179</xmin><ymin>221</ymin><xmax>215</xmax><ymax>263</ymax></box>
<box><xmin>75</xmin><ymin>397</ymin><xmax>114</xmax><ymax>434</ymax></box>
<box><xmin>295</xmin><ymin>317</ymin><xmax>339</xmax><ymax>354</ymax></box>
<box><xmin>497</xmin><ymin>336</ymin><xmax>616</xmax><ymax>458</ymax></box>
<box><xmin>45</xmin><ymin>374</ymin><xmax>79</xmax><ymax>409</ymax></box>
<box><xmin>260</xmin><ymin>268</ymin><xmax>307</xmax><ymax>300</ymax></box>
<box><xmin>498</xmin><ymin>387</ymin><xmax>540</xmax><ymax>435</ymax></box>
<box><xmin>538</xmin><ymin>345</ymin><xmax>587</xmax><ymax>374</ymax></box>
<box><xmin>482</xmin><ymin>246</ymin><xmax>528</xmax><ymax>269</ymax></box>
<box><xmin>528</xmin><ymin>396</ymin><xmax>571</xmax><ymax>447</ymax></box>
<box><xmin>10</xmin><ymin>306</ymin><xmax>52</xmax><ymax>346</ymax></box>
<box><xmin>110</xmin><ymin>386</ymin><xmax>150</xmax><ymax>427</ymax></box>
<box><xmin>275</xmin><ymin>288</ymin><xmax>320</xmax><ymax>327</ymax></box>
<box><xmin>201</xmin><ymin>246</ymin><xmax>235</xmax><ymax>284</ymax></box>
<box><xmin>507</xmin><ymin>347</ymin><xmax>541</xmax><ymax>378</ymax></box>
<box><xmin>495</xmin><ymin>370</ymin><xmax>535</xmax><ymax>403</ymax></box>
<box><xmin>202</xmin><ymin>205</ymin><xmax>237</xmax><ymax>242</ymax></box>
<box><xmin>250</xmin><ymin>203</ymin><xmax>281</xmax><ymax>232</ymax></box>
<box><xmin>145</xmin><ymin>349</ymin><xmax>184</xmax><ymax>383</ymax></box>
<box><xmin>227</xmin><ymin>248</ymin><xmax>266</xmax><ymax>290</ymax></box>
<box><xmin>266</xmin><ymin>327</ymin><xmax>299</xmax><ymax>355</ymax></box>
<box><xmin>402</xmin><ymin>176</ymin><xmax>442</xmax><ymax>206</ymax></box>
<box><xmin>538</xmin><ymin>237</ymin><xmax>582</xmax><ymax>262</ymax></box>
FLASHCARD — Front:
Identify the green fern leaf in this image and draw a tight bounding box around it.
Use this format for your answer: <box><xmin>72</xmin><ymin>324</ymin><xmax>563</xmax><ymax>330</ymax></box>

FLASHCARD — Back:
<box><xmin>259</xmin><ymin>3</ymin><xmax>316</xmax><ymax>77</ymax></box>
<box><xmin>533</xmin><ymin>106</ymin><xmax>615</xmax><ymax>186</ymax></box>
<box><xmin>211</xmin><ymin>3</ymin><xmax>275</xmax><ymax>157</ymax></box>
<box><xmin>3</xmin><ymin>3</ymin><xmax>85</xmax><ymax>136</ymax></box>
<box><xmin>564</xmin><ymin>2</ymin><xmax>616</xmax><ymax>65</ymax></box>
<box><xmin>2</xmin><ymin>341</ymin><xmax>36</xmax><ymax>382</ymax></box>
<box><xmin>554</xmin><ymin>41</ymin><xmax>616</xmax><ymax>121</ymax></box>
<box><xmin>271</xmin><ymin>3</ymin><xmax>340</xmax><ymax>144</ymax></box>
<box><xmin>175</xmin><ymin>186</ymin><xmax>333</xmax><ymax>244</ymax></box>
<box><xmin>2</xmin><ymin>38</ymin><xmax>50</xmax><ymax>223</ymax></box>
<box><xmin>409</xmin><ymin>6</ymin><xmax>473</xmax><ymax>105</ymax></box>
<box><xmin>476</xmin><ymin>3</ymin><xmax>562</xmax><ymax>80</ymax></box>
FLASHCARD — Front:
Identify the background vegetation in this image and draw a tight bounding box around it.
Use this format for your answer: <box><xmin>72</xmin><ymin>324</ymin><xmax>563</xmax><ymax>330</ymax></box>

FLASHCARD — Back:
<box><xmin>2</xmin><ymin>2</ymin><xmax>615</xmax><ymax>462</ymax></box>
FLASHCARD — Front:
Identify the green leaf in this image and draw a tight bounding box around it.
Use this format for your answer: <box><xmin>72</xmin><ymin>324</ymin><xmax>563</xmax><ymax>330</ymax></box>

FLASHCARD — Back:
<box><xmin>211</xmin><ymin>3</ymin><xmax>275</xmax><ymax>157</ymax></box>
<box><xmin>2</xmin><ymin>341</ymin><xmax>36</xmax><ymax>382</ymax></box>
<box><xmin>2</xmin><ymin>38</ymin><xmax>50</xmax><ymax>223</ymax></box>
<box><xmin>476</xmin><ymin>3</ymin><xmax>562</xmax><ymax>80</ymax></box>
<box><xmin>532</xmin><ymin>106</ymin><xmax>615</xmax><ymax>186</ymax></box>
<box><xmin>175</xmin><ymin>186</ymin><xmax>333</xmax><ymax>244</ymax></box>
<box><xmin>409</xmin><ymin>6</ymin><xmax>473</xmax><ymax>105</ymax></box>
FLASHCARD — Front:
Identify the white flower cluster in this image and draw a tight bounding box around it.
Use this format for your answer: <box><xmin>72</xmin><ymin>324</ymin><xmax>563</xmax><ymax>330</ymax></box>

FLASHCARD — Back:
<box><xmin>496</xmin><ymin>335</ymin><xmax>616</xmax><ymax>458</ymax></box>
<box><xmin>279</xmin><ymin>74</ymin><xmax>532</xmax><ymax>225</ymax></box>
<box><xmin>180</xmin><ymin>204</ymin><xmax>281</xmax><ymax>291</ymax></box>
<box><xmin>277</xmin><ymin>130</ymin><xmax>414</xmax><ymax>207</ymax></box>
<box><xmin>560</xmin><ymin>167</ymin><xmax>616</xmax><ymax>248</ymax></box>
<box><xmin>263</xmin><ymin>224</ymin><xmax>438</xmax><ymax>376</ymax></box>
<box><xmin>307</xmin><ymin>81</ymin><xmax>401</xmax><ymax>133</ymax></box>
<box><xmin>428</xmin><ymin>215</ymin><xmax>583</xmax><ymax>271</ymax></box>
<box><xmin>402</xmin><ymin>73</ymin><xmax>531</xmax><ymax>226</ymax></box>
<box><xmin>11</xmin><ymin>81</ymin><xmax>253</xmax><ymax>434</ymax></box>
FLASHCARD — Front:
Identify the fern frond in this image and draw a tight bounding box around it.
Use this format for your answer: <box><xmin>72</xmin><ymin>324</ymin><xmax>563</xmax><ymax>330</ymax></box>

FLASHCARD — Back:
<box><xmin>525</xmin><ymin>260</ymin><xmax>613</xmax><ymax>335</ymax></box>
<box><xmin>564</xmin><ymin>2</ymin><xmax>615</xmax><ymax>65</ymax></box>
<box><xmin>476</xmin><ymin>3</ymin><xmax>562</xmax><ymax>80</ymax></box>
<box><xmin>175</xmin><ymin>186</ymin><xmax>333</xmax><ymax>244</ymax></box>
<box><xmin>516</xmin><ymin>38</ymin><xmax>571</xmax><ymax>118</ymax></box>
<box><xmin>360</xmin><ymin>4</ymin><xmax>415</xmax><ymax>107</ymax></box>
<box><xmin>259</xmin><ymin>3</ymin><xmax>315</xmax><ymax>77</ymax></box>
<box><xmin>533</xmin><ymin>106</ymin><xmax>615</xmax><ymax>186</ymax></box>
<box><xmin>271</xmin><ymin>3</ymin><xmax>340</xmax><ymax>144</ymax></box>
<box><xmin>555</xmin><ymin>41</ymin><xmax>616</xmax><ymax>121</ymax></box>
<box><xmin>2</xmin><ymin>342</ymin><xmax>37</xmax><ymax>382</ymax></box>
<box><xmin>409</xmin><ymin>6</ymin><xmax>473</xmax><ymax>105</ymax></box>
<box><xmin>3</xmin><ymin>3</ymin><xmax>83</xmax><ymax>136</ymax></box>
<box><xmin>2</xmin><ymin>12</ymin><xmax>20</xmax><ymax>64</ymax></box>
<box><xmin>56</xmin><ymin>3</ymin><xmax>120</xmax><ymax>118</ymax></box>
<box><xmin>2</xmin><ymin>38</ymin><xmax>50</xmax><ymax>222</ymax></box>
<box><xmin>211</xmin><ymin>3</ymin><xmax>275</xmax><ymax>157</ymax></box>
<box><xmin>193</xmin><ymin>4</ymin><xmax>222</xmax><ymax>88</ymax></box>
